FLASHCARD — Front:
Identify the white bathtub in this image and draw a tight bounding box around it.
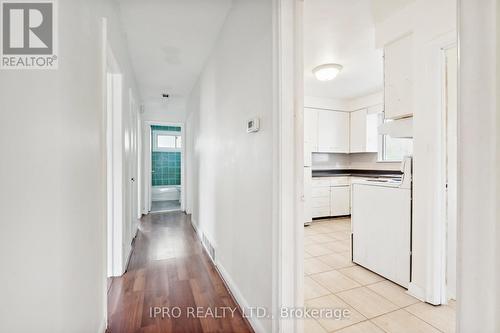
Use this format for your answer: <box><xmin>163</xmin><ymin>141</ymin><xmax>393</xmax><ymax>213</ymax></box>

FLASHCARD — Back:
<box><xmin>152</xmin><ymin>185</ymin><xmax>181</xmax><ymax>201</ymax></box>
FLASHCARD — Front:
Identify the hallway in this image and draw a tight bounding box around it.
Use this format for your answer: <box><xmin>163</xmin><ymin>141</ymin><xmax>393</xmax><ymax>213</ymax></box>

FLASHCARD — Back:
<box><xmin>107</xmin><ymin>212</ymin><xmax>253</xmax><ymax>333</ymax></box>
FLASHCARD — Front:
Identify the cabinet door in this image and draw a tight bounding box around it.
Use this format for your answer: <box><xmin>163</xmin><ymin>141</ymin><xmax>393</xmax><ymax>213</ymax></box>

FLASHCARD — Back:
<box><xmin>331</xmin><ymin>186</ymin><xmax>350</xmax><ymax>216</ymax></box>
<box><xmin>349</xmin><ymin>109</ymin><xmax>367</xmax><ymax>153</ymax></box>
<box><xmin>304</xmin><ymin>108</ymin><xmax>319</xmax><ymax>152</ymax></box>
<box><xmin>365</xmin><ymin>112</ymin><xmax>380</xmax><ymax>152</ymax></box>
<box><xmin>317</xmin><ymin>111</ymin><xmax>349</xmax><ymax>153</ymax></box>
<box><xmin>385</xmin><ymin>33</ymin><xmax>413</xmax><ymax>119</ymax></box>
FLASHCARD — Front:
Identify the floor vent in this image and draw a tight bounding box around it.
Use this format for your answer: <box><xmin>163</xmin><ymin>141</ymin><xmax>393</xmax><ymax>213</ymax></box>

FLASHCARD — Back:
<box><xmin>202</xmin><ymin>233</ymin><xmax>216</xmax><ymax>262</ymax></box>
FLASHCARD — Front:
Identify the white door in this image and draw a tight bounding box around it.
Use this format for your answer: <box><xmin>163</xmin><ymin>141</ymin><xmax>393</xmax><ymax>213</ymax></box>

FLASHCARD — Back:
<box><xmin>317</xmin><ymin>110</ymin><xmax>349</xmax><ymax>153</ymax></box>
<box><xmin>330</xmin><ymin>186</ymin><xmax>350</xmax><ymax>216</ymax></box>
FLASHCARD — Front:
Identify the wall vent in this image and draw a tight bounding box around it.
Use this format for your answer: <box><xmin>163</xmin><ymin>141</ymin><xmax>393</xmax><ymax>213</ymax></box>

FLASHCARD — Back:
<box><xmin>202</xmin><ymin>233</ymin><xmax>216</xmax><ymax>262</ymax></box>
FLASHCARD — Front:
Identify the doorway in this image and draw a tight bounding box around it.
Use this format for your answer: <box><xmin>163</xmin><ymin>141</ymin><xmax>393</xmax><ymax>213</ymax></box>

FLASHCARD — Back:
<box><xmin>146</xmin><ymin>123</ymin><xmax>185</xmax><ymax>213</ymax></box>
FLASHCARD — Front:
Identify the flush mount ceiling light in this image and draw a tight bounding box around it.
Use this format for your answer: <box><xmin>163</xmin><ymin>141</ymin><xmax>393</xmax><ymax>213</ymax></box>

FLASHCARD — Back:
<box><xmin>312</xmin><ymin>63</ymin><xmax>343</xmax><ymax>81</ymax></box>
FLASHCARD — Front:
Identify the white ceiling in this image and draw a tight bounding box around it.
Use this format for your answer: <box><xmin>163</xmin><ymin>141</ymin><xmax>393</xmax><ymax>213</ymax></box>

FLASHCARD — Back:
<box><xmin>118</xmin><ymin>0</ymin><xmax>232</xmax><ymax>113</ymax></box>
<box><xmin>304</xmin><ymin>0</ymin><xmax>384</xmax><ymax>100</ymax></box>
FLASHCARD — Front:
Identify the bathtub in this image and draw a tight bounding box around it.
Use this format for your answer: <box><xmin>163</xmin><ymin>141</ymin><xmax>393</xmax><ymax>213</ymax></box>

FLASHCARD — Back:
<box><xmin>152</xmin><ymin>185</ymin><xmax>181</xmax><ymax>201</ymax></box>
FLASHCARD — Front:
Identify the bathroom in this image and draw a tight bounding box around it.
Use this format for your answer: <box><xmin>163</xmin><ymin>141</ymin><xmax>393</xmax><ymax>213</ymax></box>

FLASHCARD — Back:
<box><xmin>150</xmin><ymin>125</ymin><xmax>182</xmax><ymax>212</ymax></box>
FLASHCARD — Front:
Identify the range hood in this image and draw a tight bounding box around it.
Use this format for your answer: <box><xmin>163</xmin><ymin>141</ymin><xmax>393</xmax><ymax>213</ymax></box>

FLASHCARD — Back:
<box><xmin>378</xmin><ymin>117</ymin><xmax>413</xmax><ymax>138</ymax></box>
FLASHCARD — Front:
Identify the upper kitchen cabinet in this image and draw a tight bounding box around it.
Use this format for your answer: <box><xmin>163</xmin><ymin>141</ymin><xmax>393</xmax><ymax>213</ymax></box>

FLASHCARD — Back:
<box><xmin>350</xmin><ymin>105</ymin><xmax>383</xmax><ymax>153</ymax></box>
<box><xmin>317</xmin><ymin>110</ymin><xmax>350</xmax><ymax>153</ymax></box>
<box><xmin>384</xmin><ymin>33</ymin><xmax>413</xmax><ymax>119</ymax></box>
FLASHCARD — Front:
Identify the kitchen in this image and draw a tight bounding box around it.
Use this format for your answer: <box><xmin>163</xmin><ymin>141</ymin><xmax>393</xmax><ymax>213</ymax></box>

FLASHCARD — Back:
<box><xmin>302</xmin><ymin>1</ymin><xmax>457</xmax><ymax>332</ymax></box>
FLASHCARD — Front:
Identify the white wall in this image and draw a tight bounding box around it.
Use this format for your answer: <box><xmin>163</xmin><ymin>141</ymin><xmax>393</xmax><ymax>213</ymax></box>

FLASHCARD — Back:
<box><xmin>458</xmin><ymin>0</ymin><xmax>499</xmax><ymax>331</ymax></box>
<box><xmin>185</xmin><ymin>0</ymin><xmax>274</xmax><ymax>331</ymax></box>
<box><xmin>375</xmin><ymin>0</ymin><xmax>456</xmax><ymax>303</ymax></box>
<box><xmin>0</xmin><ymin>1</ymin><xmax>139</xmax><ymax>332</ymax></box>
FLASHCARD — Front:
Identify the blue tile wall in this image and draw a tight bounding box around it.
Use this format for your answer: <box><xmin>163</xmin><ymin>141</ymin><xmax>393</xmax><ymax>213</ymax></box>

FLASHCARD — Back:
<box><xmin>151</xmin><ymin>125</ymin><xmax>181</xmax><ymax>132</ymax></box>
<box><xmin>152</xmin><ymin>152</ymin><xmax>181</xmax><ymax>186</ymax></box>
<box><xmin>151</xmin><ymin>125</ymin><xmax>182</xmax><ymax>186</ymax></box>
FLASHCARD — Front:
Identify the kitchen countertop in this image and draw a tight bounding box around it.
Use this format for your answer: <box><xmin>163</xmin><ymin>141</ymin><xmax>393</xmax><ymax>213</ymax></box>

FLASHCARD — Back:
<box><xmin>312</xmin><ymin>169</ymin><xmax>402</xmax><ymax>179</ymax></box>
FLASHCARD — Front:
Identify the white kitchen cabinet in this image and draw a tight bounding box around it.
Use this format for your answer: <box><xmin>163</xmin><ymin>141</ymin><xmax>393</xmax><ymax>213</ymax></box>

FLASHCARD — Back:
<box><xmin>350</xmin><ymin>107</ymin><xmax>381</xmax><ymax>153</ymax></box>
<box><xmin>349</xmin><ymin>109</ymin><xmax>367</xmax><ymax>153</ymax></box>
<box><xmin>311</xmin><ymin>177</ymin><xmax>351</xmax><ymax>218</ymax></box>
<box><xmin>317</xmin><ymin>110</ymin><xmax>349</xmax><ymax>153</ymax></box>
<box><xmin>330</xmin><ymin>186</ymin><xmax>351</xmax><ymax>216</ymax></box>
<box><xmin>384</xmin><ymin>33</ymin><xmax>413</xmax><ymax>119</ymax></box>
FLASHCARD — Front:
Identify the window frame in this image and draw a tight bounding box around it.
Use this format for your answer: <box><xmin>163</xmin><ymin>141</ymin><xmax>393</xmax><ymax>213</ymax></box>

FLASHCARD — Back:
<box><xmin>377</xmin><ymin>116</ymin><xmax>413</xmax><ymax>163</ymax></box>
<box><xmin>152</xmin><ymin>130</ymin><xmax>182</xmax><ymax>152</ymax></box>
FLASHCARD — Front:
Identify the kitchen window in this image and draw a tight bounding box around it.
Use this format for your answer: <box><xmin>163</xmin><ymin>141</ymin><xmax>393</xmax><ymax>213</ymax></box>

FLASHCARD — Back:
<box><xmin>380</xmin><ymin>135</ymin><xmax>413</xmax><ymax>161</ymax></box>
<box><xmin>378</xmin><ymin>117</ymin><xmax>414</xmax><ymax>162</ymax></box>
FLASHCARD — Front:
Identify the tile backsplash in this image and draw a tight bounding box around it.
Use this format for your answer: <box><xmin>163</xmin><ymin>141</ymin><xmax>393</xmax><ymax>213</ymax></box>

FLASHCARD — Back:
<box><xmin>312</xmin><ymin>152</ymin><xmax>401</xmax><ymax>171</ymax></box>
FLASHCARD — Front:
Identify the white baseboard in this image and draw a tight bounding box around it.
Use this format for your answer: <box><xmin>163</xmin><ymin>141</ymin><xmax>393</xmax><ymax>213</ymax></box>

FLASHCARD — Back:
<box><xmin>215</xmin><ymin>261</ymin><xmax>266</xmax><ymax>333</ymax></box>
<box><xmin>98</xmin><ymin>319</ymin><xmax>107</xmax><ymax>333</ymax></box>
<box><xmin>407</xmin><ymin>282</ymin><xmax>426</xmax><ymax>301</ymax></box>
<box><xmin>189</xmin><ymin>217</ymin><xmax>264</xmax><ymax>333</ymax></box>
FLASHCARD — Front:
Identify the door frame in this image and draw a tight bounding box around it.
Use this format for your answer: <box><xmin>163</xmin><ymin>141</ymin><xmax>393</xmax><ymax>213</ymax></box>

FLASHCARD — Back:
<box><xmin>272</xmin><ymin>0</ymin><xmax>304</xmax><ymax>332</ymax></box>
<box><xmin>105</xmin><ymin>41</ymin><xmax>126</xmax><ymax>278</ymax></box>
<box><xmin>439</xmin><ymin>44</ymin><xmax>458</xmax><ymax>303</ymax></box>
<box><xmin>143</xmin><ymin>121</ymin><xmax>186</xmax><ymax>213</ymax></box>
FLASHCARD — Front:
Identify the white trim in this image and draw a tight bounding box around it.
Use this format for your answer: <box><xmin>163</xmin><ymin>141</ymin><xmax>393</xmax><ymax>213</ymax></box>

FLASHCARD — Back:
<box><xmin>272</xmin><ymin>0</ymin><xmax>303</xmax><ymax>332</ymax></box>
<box><xmin>422</xmin><ymin>31</ymin><xmax>457</xmax><ymax>305</ymax></box>
<box><xmin>407</xmin><ymin>282</ymin><xmax>426</xmax><ymax>301</ymax></box>
<box><xmin>216</xmin><ymin>262</ymin><xmax>266</xmax><ymax>333</ymax></box>
<box><xmin>439</xmin><ymin>43</ymin><xmax>458</xmax><ymax>305</ymax></box>
<box><xmin>189</xmin><ymin>215</ymin><xmax>264</xmax><ymax>333</ymax></box>
<box><xmin>100</xmin><ymin>17</ymin><xmax>109</xmax><ymax>333</ymax></box>
<box><xmin>98</xmin><ymin>319</ymin><xmax>107</xmax><ymax>333</ymax></box>
<box><xmin>143</xmin><ymin>121</ymin><xmax>186</xmax><ymax>213</ymax></box>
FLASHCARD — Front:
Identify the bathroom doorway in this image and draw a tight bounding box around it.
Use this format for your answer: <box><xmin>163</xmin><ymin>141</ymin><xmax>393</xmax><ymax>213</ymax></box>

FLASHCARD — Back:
<box><xmin>146</xmin><ymin>123</ymin><xmax>184</xmax><ymax>213</ymax></box>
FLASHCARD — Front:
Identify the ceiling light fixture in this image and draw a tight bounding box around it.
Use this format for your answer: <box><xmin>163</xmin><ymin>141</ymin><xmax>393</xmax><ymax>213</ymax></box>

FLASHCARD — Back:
<box><xmin>313</xmin><ymin>63</ymin><xmax>343</xmax><ymax>81</ymax></box>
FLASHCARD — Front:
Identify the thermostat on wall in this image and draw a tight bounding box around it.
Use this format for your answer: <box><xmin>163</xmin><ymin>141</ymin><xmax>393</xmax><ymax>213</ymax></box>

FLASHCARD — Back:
<box><xmin>247</xmin><ymin>117</ymin><xmax>260</xmax><ymax>133</ymax></box>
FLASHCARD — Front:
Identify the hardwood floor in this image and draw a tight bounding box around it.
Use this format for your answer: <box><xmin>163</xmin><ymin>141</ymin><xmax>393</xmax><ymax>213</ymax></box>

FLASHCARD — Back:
<box><xmin>107</xmin><ymin>212</ymin><xmax>254</xmax><ymax>333</ymax></box>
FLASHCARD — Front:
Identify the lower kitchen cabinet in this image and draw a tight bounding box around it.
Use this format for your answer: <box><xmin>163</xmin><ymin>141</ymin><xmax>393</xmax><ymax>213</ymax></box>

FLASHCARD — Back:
<box><xmin>330</xmin><ymin>186</ymin><xmax>351</xmax><ymax>216</ymax></box>
<box><xmin>311</xmin><ymin>177</ymin><xmax>351</xmax><ymax>218</ymax></box>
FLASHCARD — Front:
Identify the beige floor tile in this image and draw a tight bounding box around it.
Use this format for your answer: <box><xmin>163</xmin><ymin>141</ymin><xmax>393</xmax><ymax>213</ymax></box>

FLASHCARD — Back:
<box><xmin>371</xmin><ymin>309</ymin><xmax>441</xmax><ymax>333</ymax></box>
<box><xmin>337</xmin><ymin>287</ymin><xmax>399</xmax><ymax>318</ymax></box>
<box><xmin>306</xmin><ymin>294</ymin><xmax>366</xmax><ymax>332</ymax></box>
<box><xmin>335</xmin><ymin>321</ymin><xmax>385</xmax><ymax>333</ymax></box>
<box><xmin>367</xmin><ymin>280</ymin><xmax>420</xmax><ymax>307</ymax></box>
<box><xmin>304</xmin><ymin>276</ymin><xmax>331</xmax><ymax>300</ymax></box>
<box><xmin>405</xmin><ymin>302</ymin><xmax>456</xmax><ymax>333</ymax></box>
<box><xmin>304</xmin><ymin>236</ymin><xmax>317</xmax><ymax>245</ymax></box>
<box><xmin>317</xmin><ymin>252</ymin><xmax>354</xmax><ymax>269</ymax></box>
<box><xmin>304</xmin><ymin>251</ymin><xmax>312</xmax><ymax>259</ymax></box>
<box><xmin>305</xmin><ymin>243</ymin><xmax>335</xmax><ymax>256</ymax></box>
<box><xmin>303</xmin><ymin>318</ymin><xmax>328</xmax><ymax>333</ymax></box>
<box><xmin>338</xmin><ymin>266</ymin><xmax>385</xmax><ymax>286</ymax></box>
<box><xmin>327</xmin><ymin>230</ymin><xmax>351</xmax><ymax>240</ymax></box>
<box><xmin>309</xmin><ymin>233</ymin><xmax>337</xmax><ymax>243</ymax></box>
<box><xmin>305</xmin><ymin>257</ymin><xmax>334</xmax><ymax>275</ymax></box>
<box><xmin>310</xmin><ymin>270</ymin><xmax>361</xmax><ymax>293</ymax></box>
<box><xmin>305</xmin><ymin>227</ymin><xmax>321</xmax><ymax>236</ymax></box>
<box><xmin>323</xmin><ymin>239</ymin><xmax>351</xmax><ymax>253</ymax></box>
